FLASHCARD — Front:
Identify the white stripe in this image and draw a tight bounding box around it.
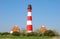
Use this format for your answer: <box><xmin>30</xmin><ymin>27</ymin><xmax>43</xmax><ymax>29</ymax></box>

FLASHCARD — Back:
<box><xmin>27</xmin><ymin>20</ymin><xmax>32</xmax><ymax>25</ymax></box>
<box><xmin>28</xmin><ymin>12</ymin><xmax>31</xmax><ymax>16</ymax></box>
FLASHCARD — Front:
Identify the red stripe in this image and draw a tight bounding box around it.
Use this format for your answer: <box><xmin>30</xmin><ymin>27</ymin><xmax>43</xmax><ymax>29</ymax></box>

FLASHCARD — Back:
<box><xmin>27</xmin><ymin>16</ymin><xmax>32</xmax><ymax>20</ymax></box>
<box><xmin>26</xmin><ymin>25</ymin><xmax>33</xmax><ymax>31</ymax></box>
<box><xmin>28</xmin><ymin>8</ymin><xmax>32</xmax><ymax>12</ymax></box>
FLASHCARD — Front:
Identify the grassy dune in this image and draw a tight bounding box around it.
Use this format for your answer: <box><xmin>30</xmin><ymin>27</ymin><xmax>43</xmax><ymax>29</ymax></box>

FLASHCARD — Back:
<box><xmin>0</xmin><ymin>35</ymin><xmax>53</xmax><ymax>39</ymax></box>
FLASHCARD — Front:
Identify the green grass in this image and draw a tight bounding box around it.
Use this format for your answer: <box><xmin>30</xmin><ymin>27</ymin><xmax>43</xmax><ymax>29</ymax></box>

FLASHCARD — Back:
<box><xmin>0</xmin><ymin>35</ymin><xmax>54</xmax><ymax>39</ymax></box>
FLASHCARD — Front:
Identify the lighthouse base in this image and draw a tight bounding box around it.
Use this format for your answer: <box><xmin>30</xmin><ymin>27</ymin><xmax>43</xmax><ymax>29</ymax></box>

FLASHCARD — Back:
<box><xmin>27</xmin><ymin>31</ymin><xmax>32</xmax><ymax>33</ymax></box>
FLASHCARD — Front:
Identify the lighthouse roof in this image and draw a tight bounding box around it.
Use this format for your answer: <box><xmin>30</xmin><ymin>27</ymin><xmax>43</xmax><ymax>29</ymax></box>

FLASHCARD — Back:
<box><xmin>11</xmin><ymin>25</ymin><xmax>20</xmax><ymax>32</ymax></box>
<box><xmin>28</xmin><ymin>4</ymin><xmax>32</xmax><ymax>9</ymax></box>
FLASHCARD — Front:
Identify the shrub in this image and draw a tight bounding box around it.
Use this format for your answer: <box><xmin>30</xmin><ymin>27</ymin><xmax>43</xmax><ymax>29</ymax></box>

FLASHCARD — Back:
<box><xmin>25</xmin><ymin>32</ymin><xmax>33</xmax><ymax>36</ymax></box>
<box><xmin>0</xmin><ymin>32</ymin><xmax>2</xmax><ymax>35</ymax></box>
<box><xmin>12</xmin><ymin>32</ymin><xmax>20</xmax><ymax>36</ymax></box>
<box><xmin>32</xmin><ymin>32</ymin><xmax>42</xmax><ymax>36</ymax></box>
<box><xmin>1</xmin><ymin>32</ymin><xmax>10</xmax><ymax>36</ymax></box>
<box><xmin>32</xmin><ymin>32</ymin><xmax>38</xmax><ymax>36</ymax></box>
<box><xmin>20</xmin><ymin>32</ymin><xmax>25</xmax><ymax>36</ymax></box>
<box><xmin>43</xmin><ymin>30</ymin><xmax>56</xmax><ymax>36</ymax></box>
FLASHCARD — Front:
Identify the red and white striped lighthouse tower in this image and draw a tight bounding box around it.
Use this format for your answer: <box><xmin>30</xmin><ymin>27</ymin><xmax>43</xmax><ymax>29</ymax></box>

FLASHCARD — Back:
<box><xmin>26</xmin><ymin>4</ymin><xmax>33</xmax><ymax>33</ymax></box>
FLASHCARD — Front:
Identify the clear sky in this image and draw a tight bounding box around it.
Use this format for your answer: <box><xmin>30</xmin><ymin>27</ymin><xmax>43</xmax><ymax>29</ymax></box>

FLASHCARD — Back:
<box><xmin>0</xmin><ymin>0</ymin><xmax>60</xmax><ymax>32</ymax></box>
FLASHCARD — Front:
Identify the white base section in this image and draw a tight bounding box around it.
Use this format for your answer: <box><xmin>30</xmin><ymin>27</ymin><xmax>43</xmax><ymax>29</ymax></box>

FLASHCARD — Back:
<box><xmin>28</xmin><ymin>12</ymin><xmax>31</xmax><ymax>16</ymax></box>
<box><xmin>10</xmin><ymin>31</ymin><xmax>13</xmax><ymax>34</ymax></box>
<box><xmin>27</xmin><ymin>20</ymin><xmax>32</xmax><ymax>25</ymax></box>
<box><xmin>27</xmin><ymin>31</ymin><xmax>32</xmax><ymax>33</ymax></box>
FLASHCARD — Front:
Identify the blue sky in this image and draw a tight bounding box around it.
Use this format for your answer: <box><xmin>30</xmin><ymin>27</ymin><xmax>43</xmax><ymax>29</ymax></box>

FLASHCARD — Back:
<box><xmin>0</xmin><ymin>0</ymin><xmax>60</xmax><ymax>32</ymax></box>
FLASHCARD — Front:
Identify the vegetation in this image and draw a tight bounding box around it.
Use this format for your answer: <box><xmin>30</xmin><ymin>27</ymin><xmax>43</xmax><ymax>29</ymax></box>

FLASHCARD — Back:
<box><xmin>0</xmin><ymin>29</ymin><xmax>59</xmax><ymax>39</ymax></box>
<box><xmin>0</xmin><ymin>30</ymin><xmax>59</xmax><ymax>36</ymax></box>
<box><xmin>0</xmin><ymin>32</ymin><xmax>10</xmax><ymax>36</ymax></box>
<box><xmin>12</xmin><ymin>32</ymin><xmax>20</xmax><ymax>36</ymax></box>
<box><xmin>43</xmin><ymin>30</ymin><xmax>56</xmax><ymax>36</ymax></box>
<box><xmin>0</xmin><ymin>35</ymin><xmax>60</xmax><ymax>39</ymax></box>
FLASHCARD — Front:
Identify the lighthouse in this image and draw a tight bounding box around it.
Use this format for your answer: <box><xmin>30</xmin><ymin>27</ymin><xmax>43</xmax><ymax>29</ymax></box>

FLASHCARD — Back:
<box><xmin>26</xmin><ymin>4</ymin><xmax>33</xmax><ymax>33</ymax></box>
